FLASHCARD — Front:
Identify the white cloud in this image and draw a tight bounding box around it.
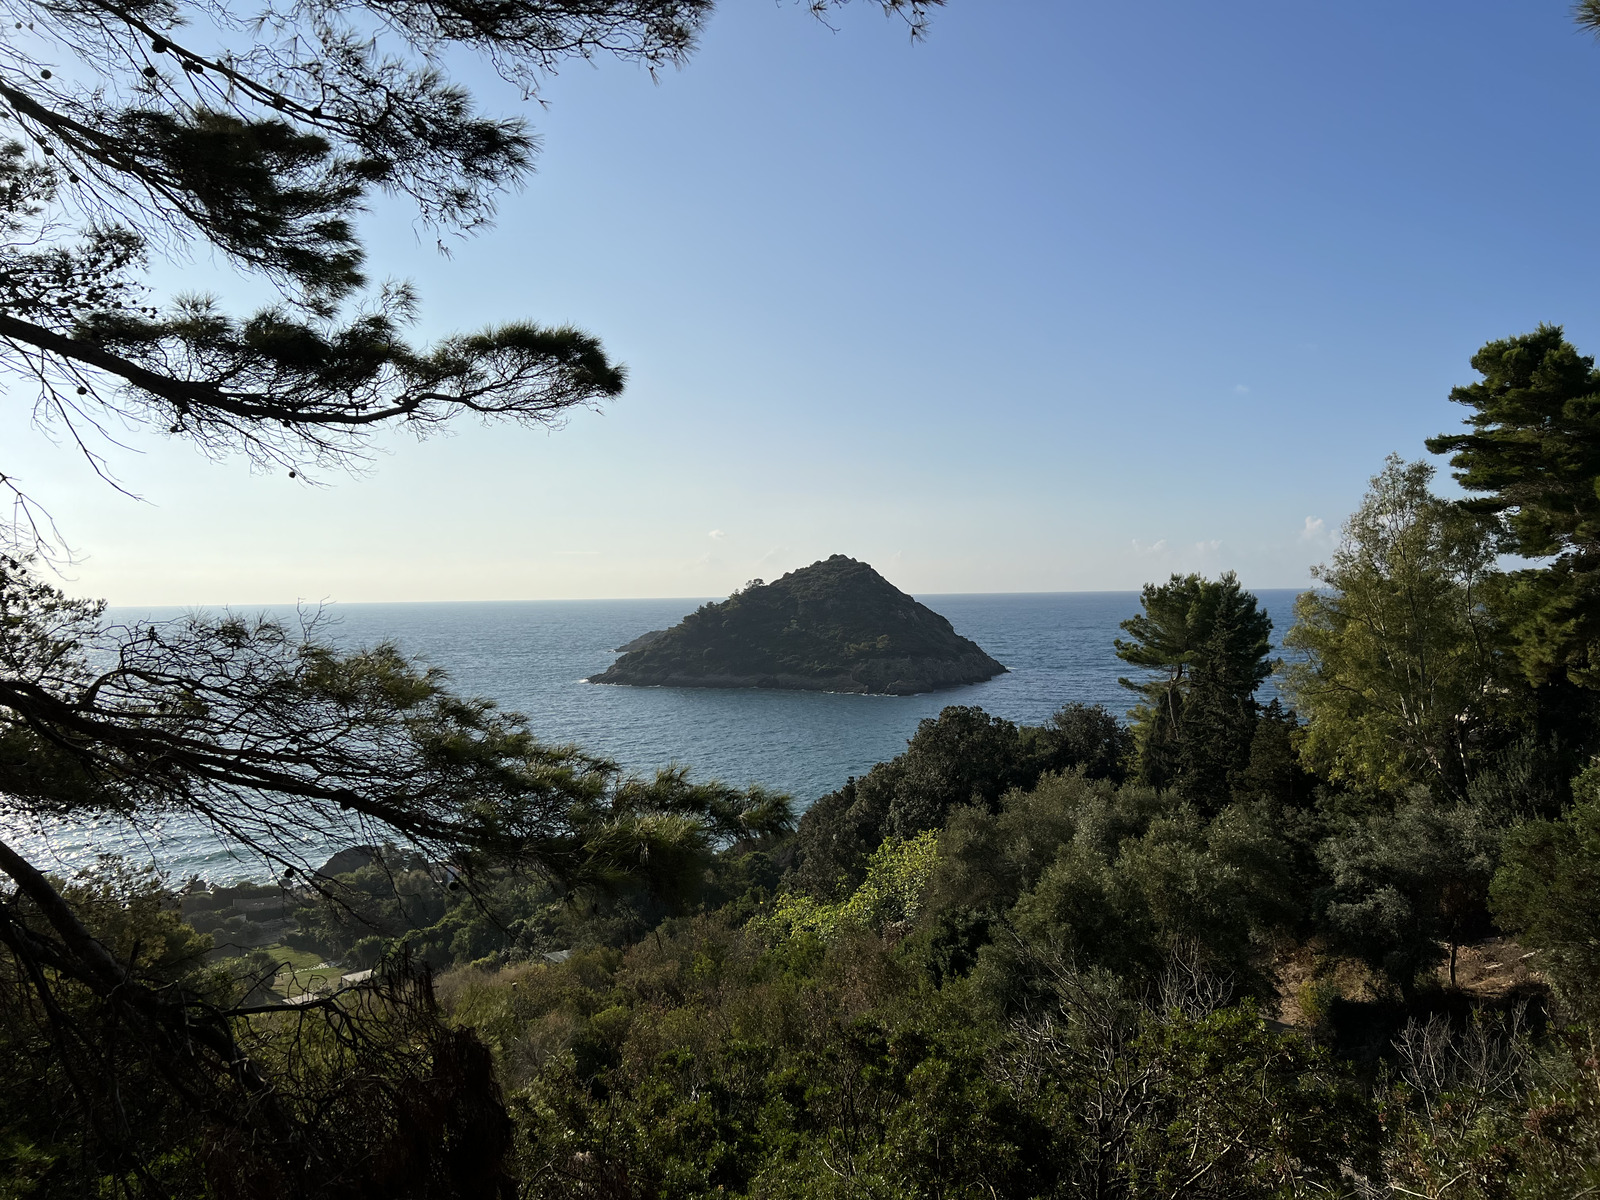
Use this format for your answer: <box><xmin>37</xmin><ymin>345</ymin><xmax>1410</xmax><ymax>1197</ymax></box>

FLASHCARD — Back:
<box><xmin>708</xmin><ymin>529</ymin><xmax>726</xmax><ymax>540</ymax></box>
<box><xmin>1195</xmin><ymin>539</ymin><xmax>1221</xmax><ymax>555</ymax></box>
<box><xmin>1300</xmin><ymin>516</ymin><xmax>1325</xmax><ymax>540</ymax></box>
<box><xmin>1130</xmin><ymin>538</ymin><xmax>1168</xmax><ymax>556</ymax></box>
<box><xmin>1234</xmin><ymin>384</ymin><xmax>1250</xmax><ymax>395</ymax></box>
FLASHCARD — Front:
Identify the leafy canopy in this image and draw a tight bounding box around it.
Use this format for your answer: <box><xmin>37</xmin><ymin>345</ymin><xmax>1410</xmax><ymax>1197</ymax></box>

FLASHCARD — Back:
<box><xmin>1491</xmin><ymin>759</ymin><xmax>1600</xmax><ymax>1022</ymax></box>
<box><xmin>1317</xmin><ymin>798</ymin><xmax>1498</xmax><ymax>994</ymax></box>
<box><xmin>757</xmin><ymin>829</ymin><xmax>939</xmax><ymax>944</ymax></box>
<box><xmin>1286</xmin><ymin>456</ymin><xmax>1503</xmax><ymax>799</ymax></box>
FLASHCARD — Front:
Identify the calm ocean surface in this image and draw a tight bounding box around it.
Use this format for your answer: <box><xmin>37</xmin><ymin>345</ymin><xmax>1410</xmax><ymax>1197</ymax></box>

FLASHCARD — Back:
<box><xmin>11</xmin><ymin>590</ymin><xmax>1304</xmax><ymax>882</ymax></box>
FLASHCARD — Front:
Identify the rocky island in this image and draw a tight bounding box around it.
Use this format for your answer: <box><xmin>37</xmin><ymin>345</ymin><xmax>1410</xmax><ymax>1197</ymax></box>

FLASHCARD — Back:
<box><xmin>591</xmin><ymin>555</ymin><xmax>1006</xmax><ymax>695</ymax></box>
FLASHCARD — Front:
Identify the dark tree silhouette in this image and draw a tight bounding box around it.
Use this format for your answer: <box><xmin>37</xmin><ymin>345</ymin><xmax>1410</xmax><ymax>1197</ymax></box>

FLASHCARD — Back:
<box><xmin>0</xmin><ymin>0</ymin><xmax>939</xmax><ymax>555</ymax></box>
<box><xmin>1426</xmin><ymin>325</ymin><xmax>1600</xmax><ymax>688</ymax></box>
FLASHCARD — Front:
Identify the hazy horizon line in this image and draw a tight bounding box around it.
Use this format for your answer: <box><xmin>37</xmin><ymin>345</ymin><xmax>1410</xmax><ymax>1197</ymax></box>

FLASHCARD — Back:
<box><xmin>101</xmin><ymin>584</ymin><xmax>1317</xmax><ymax>610</ymax></box>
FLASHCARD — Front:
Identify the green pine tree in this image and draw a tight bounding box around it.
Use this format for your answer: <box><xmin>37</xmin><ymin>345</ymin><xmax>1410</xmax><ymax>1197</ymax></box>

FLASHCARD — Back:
<box><xmin>1426</xmin><ymin>325</ymin><xmax>1600</xmax><ymax>687</ymax></box>
<box><xmin>1115</xmin><ymin>571</ymin><xmax>1273</xmax><ymax>801</ymax></box>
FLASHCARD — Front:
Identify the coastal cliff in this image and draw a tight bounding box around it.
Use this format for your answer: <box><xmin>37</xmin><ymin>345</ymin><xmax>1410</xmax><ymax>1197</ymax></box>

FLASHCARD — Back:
<box><xmin>591</xmin><ymin>555</ymin><xmax>1006</xmax><ymax>695</ymax></box>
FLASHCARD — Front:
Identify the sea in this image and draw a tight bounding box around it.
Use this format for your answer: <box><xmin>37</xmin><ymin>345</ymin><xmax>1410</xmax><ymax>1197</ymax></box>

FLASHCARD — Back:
<box><xmin>8</xmin><ymin>590</ymin><xmax>1305</xmax><ymax>883</ymax></box>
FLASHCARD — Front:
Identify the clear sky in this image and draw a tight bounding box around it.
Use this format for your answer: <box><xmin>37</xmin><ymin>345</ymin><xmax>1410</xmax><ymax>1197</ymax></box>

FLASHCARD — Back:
<box><xmin>13</xmin><ymin>0</ymin><xmax>1600</xmax><ymax>604</ymax></box>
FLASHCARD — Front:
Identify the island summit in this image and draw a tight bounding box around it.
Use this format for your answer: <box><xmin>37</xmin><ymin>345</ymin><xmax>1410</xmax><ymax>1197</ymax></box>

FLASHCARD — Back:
<box><xmin>591</xmin><ymin>555</ymin><xmax>1006</xmax><ymax>695</ymax></box>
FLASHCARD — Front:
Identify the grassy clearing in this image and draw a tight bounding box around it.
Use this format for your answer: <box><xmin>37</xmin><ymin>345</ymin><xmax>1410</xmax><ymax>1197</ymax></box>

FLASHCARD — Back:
<box><xmin>226</xmin><ymin>944</ymin><xmax>348</xmax><ymax>999</ymax></box>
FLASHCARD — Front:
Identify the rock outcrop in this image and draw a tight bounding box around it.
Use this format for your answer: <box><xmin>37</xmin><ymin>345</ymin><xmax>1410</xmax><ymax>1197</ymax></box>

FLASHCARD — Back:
<box><xmin>591</xmin><ymin>555</ymin><xmax>1006</xmax><ymax>695</ymax></box>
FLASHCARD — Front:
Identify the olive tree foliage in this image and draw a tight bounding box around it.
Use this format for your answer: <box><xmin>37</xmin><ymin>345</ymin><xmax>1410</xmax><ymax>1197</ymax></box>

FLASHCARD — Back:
<box><xmin>0</xmin><ymin>0</ymin><xmax>939</xmax><ymax>556</ymax></box>
<box><xmin>1286</xmin><ymin>456</ymin><xmax>1503</xmax><ymax>801</ymax></box>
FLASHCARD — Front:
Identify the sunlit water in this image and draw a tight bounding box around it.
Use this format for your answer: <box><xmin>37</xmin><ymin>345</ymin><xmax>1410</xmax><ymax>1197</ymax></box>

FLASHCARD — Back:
<box><xmin>8</xmin><ymin>590</ymin><xmax>1304</xmax><ymax>882</ymax></box>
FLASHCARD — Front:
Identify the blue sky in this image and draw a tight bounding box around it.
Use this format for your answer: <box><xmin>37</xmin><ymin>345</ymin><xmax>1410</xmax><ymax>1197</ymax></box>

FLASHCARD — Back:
<box><xmin>16</xmin><ymin>0</ymin><xmax>1600</xmax><ymax>603</ymax></box>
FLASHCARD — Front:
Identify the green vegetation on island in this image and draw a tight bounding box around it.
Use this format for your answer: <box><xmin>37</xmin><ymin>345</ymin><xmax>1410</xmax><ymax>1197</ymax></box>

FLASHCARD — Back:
<box><xmin>592</xmin><ymin>555</ymin><xmax>1007</xmax><ymax>695</ymax></box>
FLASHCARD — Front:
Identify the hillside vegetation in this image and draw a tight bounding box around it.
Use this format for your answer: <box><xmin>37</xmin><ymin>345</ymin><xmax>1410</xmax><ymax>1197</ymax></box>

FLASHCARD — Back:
<box><xmin>13</xmin><ymin>330</ymin><xmax>1600</xmax><ymax>1197</ymax></box>
<box><xmin>592</xmin><ymin>555</ymin><xmax>1007</xmax><ymax>695</ymax></box>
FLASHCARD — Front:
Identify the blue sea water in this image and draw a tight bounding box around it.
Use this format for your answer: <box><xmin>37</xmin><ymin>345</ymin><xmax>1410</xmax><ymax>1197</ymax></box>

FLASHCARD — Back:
<box><xmin>9</xmin><ymin>590</ymin><xmax>1304</xmax><ymax>882</ymax></box>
